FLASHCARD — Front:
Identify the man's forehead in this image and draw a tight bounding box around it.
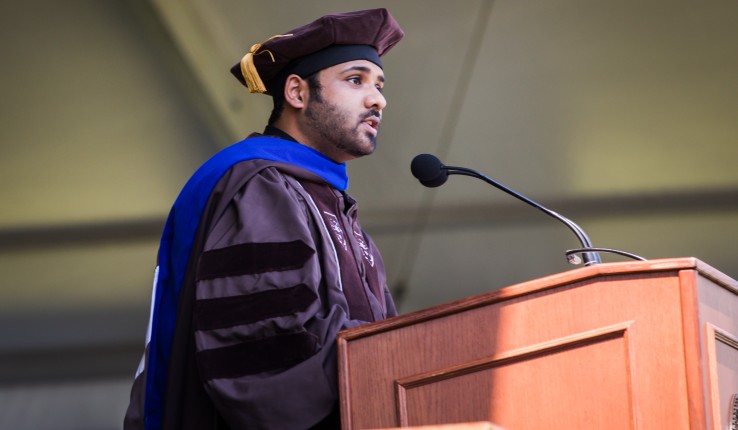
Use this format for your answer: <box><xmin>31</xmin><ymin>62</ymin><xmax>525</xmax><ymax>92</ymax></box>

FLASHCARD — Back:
<box><xmin>327</xmin><ymin>60</ymin><xmax>385</xmax><ymax>79</ymax></box>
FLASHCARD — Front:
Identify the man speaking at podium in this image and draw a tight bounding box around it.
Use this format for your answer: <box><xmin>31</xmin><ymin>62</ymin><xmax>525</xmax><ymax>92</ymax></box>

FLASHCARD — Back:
<box><xmin>124</xmin><ymin>9</ymin><xmax>404</xmax><ymax>430</ymax></box>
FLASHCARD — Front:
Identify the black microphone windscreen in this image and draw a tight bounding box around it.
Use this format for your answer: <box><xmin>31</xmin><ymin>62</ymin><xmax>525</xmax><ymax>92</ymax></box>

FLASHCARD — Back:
<box><xmin>411</xmin><ymin>154</ymin><xmax>448</xmax><ymax>187</ymax></box>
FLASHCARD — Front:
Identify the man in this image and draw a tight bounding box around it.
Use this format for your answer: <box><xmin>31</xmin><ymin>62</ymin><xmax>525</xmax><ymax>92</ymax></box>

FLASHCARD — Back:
<box><xmin>124</xmin><ymin>8</ymin><xmax>404</xmax><ymax>430</ymax></box>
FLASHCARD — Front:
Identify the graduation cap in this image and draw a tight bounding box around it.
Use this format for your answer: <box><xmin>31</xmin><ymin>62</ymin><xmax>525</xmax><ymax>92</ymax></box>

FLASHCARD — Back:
<box><xmin>230</xmin><ymin>8</ymin><xmax>404</xmax><ymax>95</ymax></box>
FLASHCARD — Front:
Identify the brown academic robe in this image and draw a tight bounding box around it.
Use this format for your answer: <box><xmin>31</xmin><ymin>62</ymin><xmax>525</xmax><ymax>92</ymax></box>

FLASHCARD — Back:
<box><xmin>124</xmin><ymin>158</ymin><xmax>396</xmax><ymax>430</ymax></box>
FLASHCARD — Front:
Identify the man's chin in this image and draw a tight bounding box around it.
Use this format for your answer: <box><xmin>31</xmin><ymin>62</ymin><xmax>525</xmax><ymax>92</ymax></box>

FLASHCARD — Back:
<box><xmin>362</xmin><ymin>138</ymin><xmax>378</xmax><ymax>156</ymax></box>
<box><xmin>366</xmin><ymin>133</ymin><xmax>378</xmax><ymax>151</ymax></box>
<box><xmin>338</xmin><ymin>133</ymin><xmax>378</xmax><ymax>159</ymax></box>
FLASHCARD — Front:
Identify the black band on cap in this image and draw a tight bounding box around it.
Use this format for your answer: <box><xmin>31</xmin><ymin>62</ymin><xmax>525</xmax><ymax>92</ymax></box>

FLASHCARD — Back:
<box><xmin>289</xmin><ymin>44</ymin><xmax>382</xmax><ymax>77</ymax></box>
<box><xmin>268</xmin><ymin>44</ymin><xmax>381</xmax><ymax>94</ymax></box>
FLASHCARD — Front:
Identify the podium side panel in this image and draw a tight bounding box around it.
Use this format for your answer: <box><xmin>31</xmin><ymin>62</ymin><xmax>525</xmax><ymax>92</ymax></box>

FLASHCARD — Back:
<box><xmin>696</xmin><ymin>271</ymin><xmax>738</xmax><ymax>429</ymax></box>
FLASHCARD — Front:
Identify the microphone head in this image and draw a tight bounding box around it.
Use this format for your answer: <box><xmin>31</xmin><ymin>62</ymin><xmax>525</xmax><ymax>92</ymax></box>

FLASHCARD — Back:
<box><xmin>410</xmin><ymin>154</ymin><xmax>448</xmax><ymax>187</ymax></box>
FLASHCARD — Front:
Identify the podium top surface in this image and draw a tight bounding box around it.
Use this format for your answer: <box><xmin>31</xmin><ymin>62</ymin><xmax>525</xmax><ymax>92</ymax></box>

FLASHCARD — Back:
<box><xmin>339</xmin><ymin>257</ymin><xmax>738</xmax><ymax>341</ymax></box>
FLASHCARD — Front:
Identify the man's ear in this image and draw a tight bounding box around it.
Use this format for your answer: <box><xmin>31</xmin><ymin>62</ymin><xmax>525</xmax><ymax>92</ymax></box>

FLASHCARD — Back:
<box><xmin>283</xmin><ymin>74</ymin><xmax>308</xmax><ymax>109</ymax></box>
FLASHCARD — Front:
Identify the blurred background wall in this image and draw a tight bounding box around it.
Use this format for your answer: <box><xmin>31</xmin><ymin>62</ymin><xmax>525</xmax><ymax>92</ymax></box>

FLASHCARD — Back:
<box><xmin>0</xmin><ymin>1</ymin><xmax>736</xmax><ymax>428</ymax></box>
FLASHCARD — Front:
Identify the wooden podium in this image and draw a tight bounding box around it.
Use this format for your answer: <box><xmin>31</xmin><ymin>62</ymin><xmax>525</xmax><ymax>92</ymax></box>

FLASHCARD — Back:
<box><xmin>337</xmin><ymin>258</ymin><xmax>738</xmax><ymax>430</ymax></box>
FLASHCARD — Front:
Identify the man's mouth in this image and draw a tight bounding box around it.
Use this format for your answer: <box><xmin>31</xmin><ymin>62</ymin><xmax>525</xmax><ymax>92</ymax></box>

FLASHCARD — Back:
<box><xmin>361</xmin><ymin>111</ymin><xmax>381</xmax><ymax>133</ymax></box>
<box><xmin>363</xmin><ymin>117</ymin><xmax>380</xmax><ymax>130</ymax></box>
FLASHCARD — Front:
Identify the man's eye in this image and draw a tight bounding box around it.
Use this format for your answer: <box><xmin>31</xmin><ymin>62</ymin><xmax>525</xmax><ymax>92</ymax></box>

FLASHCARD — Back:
<box><xmin>348</xmin><ymin>76</ymin><xmax>362</xmax><ymax>85</ymax></box>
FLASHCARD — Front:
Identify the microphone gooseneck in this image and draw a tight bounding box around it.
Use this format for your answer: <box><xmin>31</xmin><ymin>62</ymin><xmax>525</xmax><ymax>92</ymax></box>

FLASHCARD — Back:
<box><xmin>410</xmin><ymin>153</ymin><xmax>604</xmax><ymax>266</ymax></box>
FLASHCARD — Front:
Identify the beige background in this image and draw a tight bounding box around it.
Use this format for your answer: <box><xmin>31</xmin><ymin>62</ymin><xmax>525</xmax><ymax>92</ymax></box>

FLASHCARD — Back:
<box><xmin>0</xmin><ymin>1</ymin><xmax>736</xmax><ymax>428</ymax></box>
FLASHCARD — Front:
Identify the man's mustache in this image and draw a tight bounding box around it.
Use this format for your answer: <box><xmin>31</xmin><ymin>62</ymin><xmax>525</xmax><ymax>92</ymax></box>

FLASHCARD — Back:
<box><xmin>361</xmin><ymin>109</ymin><xmax>381</xmax><ymax>122</ymax></box>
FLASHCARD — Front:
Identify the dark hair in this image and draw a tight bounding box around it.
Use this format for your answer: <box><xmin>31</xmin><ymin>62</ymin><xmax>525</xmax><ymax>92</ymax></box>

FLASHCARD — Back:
<box><xmin>267</xmin><ymin>72</ymin><xmax>323</xmax><ymax>125</ymax></box>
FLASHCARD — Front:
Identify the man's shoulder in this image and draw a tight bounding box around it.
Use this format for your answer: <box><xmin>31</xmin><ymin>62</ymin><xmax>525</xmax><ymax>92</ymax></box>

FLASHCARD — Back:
<box><xmin>211</xmin><ymin>159</ymin><xmax>324</xmax><ymax>211</ymax></box>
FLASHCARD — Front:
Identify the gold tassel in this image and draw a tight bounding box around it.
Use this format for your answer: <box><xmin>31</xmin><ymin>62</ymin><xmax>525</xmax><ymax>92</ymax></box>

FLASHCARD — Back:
<box><xmin>240</xmin><ymin>34</ymin><xmax>293</xmax><ymax>94</ymax></box>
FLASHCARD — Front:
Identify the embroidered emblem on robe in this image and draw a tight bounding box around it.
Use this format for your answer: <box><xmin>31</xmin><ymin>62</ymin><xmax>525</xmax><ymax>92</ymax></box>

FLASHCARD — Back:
<box><xmin>322</xmin><ymin>211</ymin><xmax>348</xmax><ymax>250</ymax></box>
<box><xmin>352</xmin><ymin>227</ymin><xmax>375</xmax><ymax>267</ymax></box>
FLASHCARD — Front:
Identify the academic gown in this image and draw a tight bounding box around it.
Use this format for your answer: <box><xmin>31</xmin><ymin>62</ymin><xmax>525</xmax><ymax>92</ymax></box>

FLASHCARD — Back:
<box><xmin>124</xmin><ymin>131</ymin><xmax>396</xmax><ymax>430</ymax></box>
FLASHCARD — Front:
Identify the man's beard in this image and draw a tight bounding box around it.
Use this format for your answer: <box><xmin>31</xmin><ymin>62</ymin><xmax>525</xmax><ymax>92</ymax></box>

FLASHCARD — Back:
<box><xmin>304</xmin><ymin>96</ymin><xmax>378</xmax><ymax>159</ymax></box>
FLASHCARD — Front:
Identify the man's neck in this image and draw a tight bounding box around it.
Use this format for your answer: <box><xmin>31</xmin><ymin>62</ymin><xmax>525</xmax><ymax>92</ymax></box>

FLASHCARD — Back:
<box><xmin>263</xmin><ymin>125</ymin><xmax>299</xmax><ymax>142</ymax></box>
<box><xmin>271</xmin><ymin>116</ymin><xmax>312</xmax><ymax>147</ymax></box>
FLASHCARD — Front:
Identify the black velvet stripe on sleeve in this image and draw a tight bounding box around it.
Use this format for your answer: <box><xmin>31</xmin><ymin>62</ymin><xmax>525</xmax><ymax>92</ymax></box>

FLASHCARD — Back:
<box><xmin>196</xmin><ymin>240</ymin><xmax>315</xmax><ymax>281</ymax></box>
<box><xmin>196</xmin><ymin>331</ymin><xmax>318</xmax><ymax>380</ymax></box>
<box><xmin>193</xmin><ymin>284</ymin><xmax>316</xmax><ymax>331</ymax></box>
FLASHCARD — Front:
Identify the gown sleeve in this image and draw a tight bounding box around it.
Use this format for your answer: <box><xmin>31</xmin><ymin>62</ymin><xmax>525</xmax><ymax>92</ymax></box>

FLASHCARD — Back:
<box><xmin>192</xmin><ymin>166</ymin><xmax>362</xmax><ymax>429</ymax></box>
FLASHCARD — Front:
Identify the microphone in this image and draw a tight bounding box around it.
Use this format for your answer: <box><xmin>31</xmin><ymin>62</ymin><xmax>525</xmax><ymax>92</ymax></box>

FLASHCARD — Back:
<box><xmin>410</xmin><ymin>154</ymin><xmax>448</xmax><ymax>187</ymax></box>
<box><xmin>410</xmin><ymin>153</ymin><xmax>604</xmax><ymax>266</ymax></box>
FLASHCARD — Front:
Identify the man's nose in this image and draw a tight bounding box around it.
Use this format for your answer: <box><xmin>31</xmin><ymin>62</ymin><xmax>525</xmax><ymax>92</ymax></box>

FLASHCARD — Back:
<box><xmin>366</xmin><ymin>87</ymin><xmax>387</xmax><ymax>111</ymax></box>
